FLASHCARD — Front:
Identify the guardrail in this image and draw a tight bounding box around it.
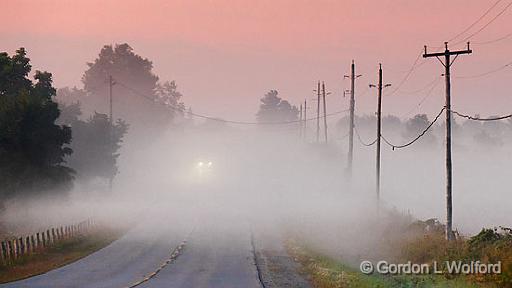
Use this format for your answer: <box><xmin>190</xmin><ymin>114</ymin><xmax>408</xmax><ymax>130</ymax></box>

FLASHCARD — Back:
<box><xmin>0</xmin><ymin>219</ymin><xmax>95</xmax><ymax>266</ymax></box>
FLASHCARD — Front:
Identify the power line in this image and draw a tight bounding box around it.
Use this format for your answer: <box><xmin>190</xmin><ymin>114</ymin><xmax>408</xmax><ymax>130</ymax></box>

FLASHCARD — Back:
<box><xmin>381</xmin><ymin>107</ymin><xmax>445</xmax><ymax>150</ymax></box>
<box><xmin>450</xmin><ymin>109</ymin><xmax>512</xmax><ymax>121</ymax></box>
<box><xmin>402</xmin><ymin>78</ymin><xmax>442</xmax><ymax>118</ymax></box>
<box><xmin>453</xmin><ymin>1</ymin><xmax>512</xmax><ymax>45</ymax></box>
<box><xmin>386</xmin><ymin>59</ymin><xmax>428</xmax><ymax>74</ymax></box>
<box><xmin>354</xmin><ymin>126</ymin><xmax>378</xmax><ymax>147</ymax></box>
<box><xmin>385</xmin><ymin>50</ymin><xmax>425</xmax><ymax>97</ymax></box>
<box><xmin>336</xmin><ymin>132</ymin><xmax>350</xmax><ymax>141</ymax></box>
<box><xmin>117</xmin><ymin>80</ymin><xmax>349</xmax><ymax>126</ymax></box>
<box><xmin>401</xmin><ymin>76</ymin><xmax>440</xmax><ymax>94</ymax></box>
<box><xmin>455</xmin><ymin>61</ymin><xmax>512</xmax><ymax>79</ymax></box>
<box><xmin>448</xmin><ymin>0</ymin><xmax>504</xmax><ymax>43</ymax></box>
<box><xmin>473</xmin><ymin>31</ymin><xmax>512</xmax><ymax>45</ymax></box>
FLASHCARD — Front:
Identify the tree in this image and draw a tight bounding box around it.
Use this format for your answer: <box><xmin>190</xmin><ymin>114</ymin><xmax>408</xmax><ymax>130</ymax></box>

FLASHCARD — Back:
<box><xmin>256</xmin><ymin>90</ymin><xmax>299</xmax><ymax>123</ymax></box>
<box><xmin>154</xmin><ymin>80</ymin><xmax>184</xmax><ymax>111</ymax></box>
<box><xmin>82</xmin><ymin>44</ymin><xmax>183</xmax><ymax>132</ymax></box>
<box><xmin>55</xmin><ymin>98</ymin><xmax>128</xmax><ymax>186</ymax></box>
<box><xmin>403</xmin><ymin>114</ymin><xmax>436</xmax><ymax>147</ymax></box>
<box><xmin>66</xmin><ymin>113</ymin><xmax>128</xmax><ymax>184</ymax></box>
<box><xmin>0</xmin><ymin>48</ymin><xmax>73</xmax><ymax>199</ymax></box>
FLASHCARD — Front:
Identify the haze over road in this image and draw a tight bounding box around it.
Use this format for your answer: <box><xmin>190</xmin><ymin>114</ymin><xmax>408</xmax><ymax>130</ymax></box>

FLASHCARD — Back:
<box><xmin>0</xmin><ymin>204</ymin><xmax>285</xmax><ymax>288</ymax></box>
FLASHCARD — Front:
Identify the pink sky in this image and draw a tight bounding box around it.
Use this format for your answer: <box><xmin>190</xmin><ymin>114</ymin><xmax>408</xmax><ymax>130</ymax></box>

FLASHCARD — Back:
<box><xmin>2</xmin><ymin>0</ymin><xmax>511</xmax><ymax>121</ymax></box>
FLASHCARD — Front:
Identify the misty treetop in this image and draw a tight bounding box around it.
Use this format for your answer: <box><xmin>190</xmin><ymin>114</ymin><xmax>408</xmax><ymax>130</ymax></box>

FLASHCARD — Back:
<box><xmin>57</xmin><ymin>101</ymin><xmax>128</xmax><ymax>185</ymax></box>
<box><xmin>79</xmin><ymin>43</ymin><xmax>185</xmax><ymax>131</ymax></box>
<box><xmin>256</xmin><ymin>90</ymin><xmax>299</xmax><ymax>123</ymax></box>
<box><xmin>0</xmin><ymin>48</ymin><xmax>73</xmax><ymax>198</ymax></box>
<box><xmin>337</xmin><ymin>111</ymin><xmax>512</xmax><ymax>148</ymax></box>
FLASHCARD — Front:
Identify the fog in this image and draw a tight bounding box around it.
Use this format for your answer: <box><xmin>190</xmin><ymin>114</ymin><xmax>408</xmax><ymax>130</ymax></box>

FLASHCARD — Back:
<box><xmin>3</xmin><ymin>114</ymin><xmax>511</xmax><ymax>264</ymax></box>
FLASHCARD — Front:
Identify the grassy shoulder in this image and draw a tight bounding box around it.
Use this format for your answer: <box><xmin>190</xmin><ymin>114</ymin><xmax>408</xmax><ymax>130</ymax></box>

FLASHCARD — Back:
<box><xmin>287</xmin><ymin>222</ymin><xmax>512</xmax><ymax>288</ymax></box>
<box><xmin>287</xmin><ymin>239</ymin><xmax>493</xmax><ymax>288</ymax></box>
<box><xmin>0</xmin><ymin>228</ymin><xmax>121</xmax><ymax>283</ymax></box>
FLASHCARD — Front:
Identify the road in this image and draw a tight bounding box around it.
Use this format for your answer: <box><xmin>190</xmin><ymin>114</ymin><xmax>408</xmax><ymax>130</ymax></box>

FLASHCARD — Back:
<box><xmin>137</xmin><ymin>223</ymin><xmax>262</xmax><ymax>288</ymax></box>
<box><xmin>0</xmin><ymin>214</ymin><xmax>190</xmax><ymax>288</ymax></box>
<box><xmin>0</xmin><ymin>209</ymin><xmax>304</xmax><ymax>288</ymax></box>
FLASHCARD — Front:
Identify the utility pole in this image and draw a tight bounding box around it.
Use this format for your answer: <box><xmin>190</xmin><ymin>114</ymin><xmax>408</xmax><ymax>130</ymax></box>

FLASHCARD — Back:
<box><xmin>369</xmin><ymin>64</ymin><xmax>391</xmax><ymax>207</ymax></box>
<box><xmin>108</xmin><ymin>75</ymin><xmax>115</xmax><ymax>192</ymax></box>
<box><xmin>316</xmin><ymin>81</ymin><xmax>321</xmax><ymax>143</ymax></box>
<box><xmin>344</xmin><ymin>60</ymin><xmax>362</xmax><ymax>175</ymax></box>
<box><xmin>322</xmin><ymin>82</ymin><xmax>328</xmax><ymax>143</ymax></box>
<box><xmin>299</xmin><ymin>104</ymin><xmax>303</xmax><ymax>139</ymax></box>
<box><xmin>303</xmin><ymin>99</ymin><xmax>307</xmax><ymax>141</ymax></box>
<box><xmin>423</xmin><ymin>42</ymin><xmax>472</xmax><ymax>241</ymax></box>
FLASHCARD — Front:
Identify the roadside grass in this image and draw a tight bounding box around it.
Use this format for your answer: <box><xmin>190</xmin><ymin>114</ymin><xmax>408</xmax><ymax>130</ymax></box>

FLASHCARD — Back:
<box><xmin>286</xmin><ymin>229</ymin><xmax>509</xmax><ymax>288</ymax></box>
<box><xmin>0</xmin><ymin>229</ymin><xmax>121</xmax><ymax>283</ymax></box>
<box><xmin>395</xmin><ymin>224</ymin><xmax>512</xmax><ymax>287</ymax></box>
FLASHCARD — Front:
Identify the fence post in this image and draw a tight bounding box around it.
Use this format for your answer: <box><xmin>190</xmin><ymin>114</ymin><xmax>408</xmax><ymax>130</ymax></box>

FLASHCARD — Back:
<box><xmin>19</xmin><ymin>237</ymin><xmax>25</xmax><ymax>256</ymax></box>
<box><xmin>0</xmin><ymin>241</ymin><xmax>5</xmax><ymax>264</ymax></box>
<box><xmin>30</xmin><ymin>235</ymin><xmax>36</xmax><ymax>253</ymax></box>
<box><xmin>12</xmin><ymin>239</ymin><xmax>18</xmax><ymax>259</ymax></box>
<box><xmin>6</xmin><ymin>240</ymin><xmax>12</xmax><ymax>261</ymax></box>
<box><xmin>46</xmin><ymin>230</ymin><xmax>51</xmax><ymax>245</ymax></box>
<box><xmin>25</xmin><ymin>236</ymin><xmax>31</xmax><ymax>255</ymax></box>
<box><xmin>23</xmin><ymin>237</ymin><xmax>27</xmax><ymax>255</ymax></box>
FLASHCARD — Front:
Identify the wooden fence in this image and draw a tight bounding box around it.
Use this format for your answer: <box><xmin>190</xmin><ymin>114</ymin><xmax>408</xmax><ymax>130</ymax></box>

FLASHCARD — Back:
<box><xmin>0</xmin><ymin>219</ymin><xmax>95</xmax><ymax>265</ymax></box>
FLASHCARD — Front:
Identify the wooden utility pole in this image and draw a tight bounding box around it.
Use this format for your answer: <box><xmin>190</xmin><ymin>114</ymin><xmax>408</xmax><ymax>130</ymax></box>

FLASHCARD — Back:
<box><xmin>322</xmin><ymin>82</ymin><xmax>328</xmax><ymax>143</ymax></box>
<box><xmin>316</xmin><ymin>81</ymin><xmax>321</xmax><ymax>143</ymax></box>
<box><xmin>375</xmin><ymin>65</ymin><xmax>382</xmax><ymax>204</ymax></box>
<box><xmin>423</xmin><ymin>42</ymin><xmax>472</xmax><ymax>241</ymax></box>
<box><xmin>370</xmin><ymin>64</ymin><xmax>390</xmax><ymax>206</ymax></box>
<box><xmin>108</xmin><ymin>75</ymin><xmax>115</xmax><ymax>191</ymax></box>
<box><xmin>304</xmin><ymin>99</ymin><xmax>307</xmax><ymax>141</ymax></box>
<box><xmin>299</xmin><ymin>104</ymin><xmax>303</xmax><ymax>138</ymax></box>
<box><xmin>344</xmin><ymin>60</ymin><xmax>362</xmax><ymax>175</ymax></box>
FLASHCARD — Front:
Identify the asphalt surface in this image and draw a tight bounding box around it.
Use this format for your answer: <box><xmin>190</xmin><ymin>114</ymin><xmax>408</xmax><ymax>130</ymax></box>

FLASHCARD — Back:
<box><xmin>0</xmin><ymin>216</ymin><xmax>189</xmax><ymax>288</ymax></box>
<box><xmin>138</xmin><ymin>223</ymin><xmax>262</xmax><ymax>288</ymax></box>
<box><xmin>0</xmin><ymin>211</ymin><xmax>270</xmax><ymax>288</ymax></box>
<box><xmin>0</xmin><ymin>202</ymin><xmax>308</xmax><ymax>288</ymax></box>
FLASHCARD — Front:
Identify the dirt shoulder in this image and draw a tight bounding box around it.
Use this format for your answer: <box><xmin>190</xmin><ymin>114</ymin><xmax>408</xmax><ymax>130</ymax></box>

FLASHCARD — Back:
<box><xmin>254</xmin><ymin>232</ymin><xmax>311</xmax><ymax>288</ymax></box>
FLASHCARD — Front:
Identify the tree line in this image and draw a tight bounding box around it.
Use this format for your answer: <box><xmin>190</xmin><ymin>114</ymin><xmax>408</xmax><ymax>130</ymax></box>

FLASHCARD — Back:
<box><xmin>0</xmin><ymin>44</ymin><xmax>187</xmax><ymax>203</ymax></box>
<box><xmin>338</xmin><ymin>113</ymin><xmax>512</xmax><ymax>148</ymax></box>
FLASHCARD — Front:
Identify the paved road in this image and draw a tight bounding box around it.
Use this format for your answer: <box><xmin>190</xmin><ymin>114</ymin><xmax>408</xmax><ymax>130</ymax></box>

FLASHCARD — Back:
<box><xmin>138</xmin><ymin>223</ymin><xmax>262</xmax><ymax>288</ymax></box>
<box><xmin>0</xmin><ymin>209</ymin><xmax>268</xmax><ymax>288</ymax></box>
<box><xmin>0</xmin><ymin>215</ymin><xmax>189</xmax><ymax>288</ymax></box>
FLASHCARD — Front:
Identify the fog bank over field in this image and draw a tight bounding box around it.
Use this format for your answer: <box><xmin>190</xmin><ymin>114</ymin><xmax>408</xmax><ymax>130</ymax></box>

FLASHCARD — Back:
<box><xmin>1</xmin><ymin>115</ymin><xmax>510</xmax><ymax>268</ymax></box>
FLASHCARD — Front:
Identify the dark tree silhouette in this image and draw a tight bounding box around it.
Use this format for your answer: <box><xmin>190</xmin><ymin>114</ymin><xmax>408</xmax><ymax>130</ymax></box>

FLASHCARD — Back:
<box><xmin>0</xmin><ymin>48</ymin><xmax>73</xmax><ymax>199</ymax></box>
<box><xmin>65</xmin><ymin>112</ymin><xmax>128</xmax><ymax>184</ymax></box>
<box><xmin>256</xmin><ymin>90</ymin><xmax>299</xmax><ymax>123</ymax></box>
<box><xmin>403</xmin><ymin>114</ymin><xmax>436</xmax><ymax>146</ymax></box>
<box><xmin>81</xmin><ymin>44</ymin><xmax>183</xmax><ymax>132</ymax></box>
<box><xmin>57</xmin><ymin>99</ymin><xmax>128</xmax><ymax>185</ymax></box>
